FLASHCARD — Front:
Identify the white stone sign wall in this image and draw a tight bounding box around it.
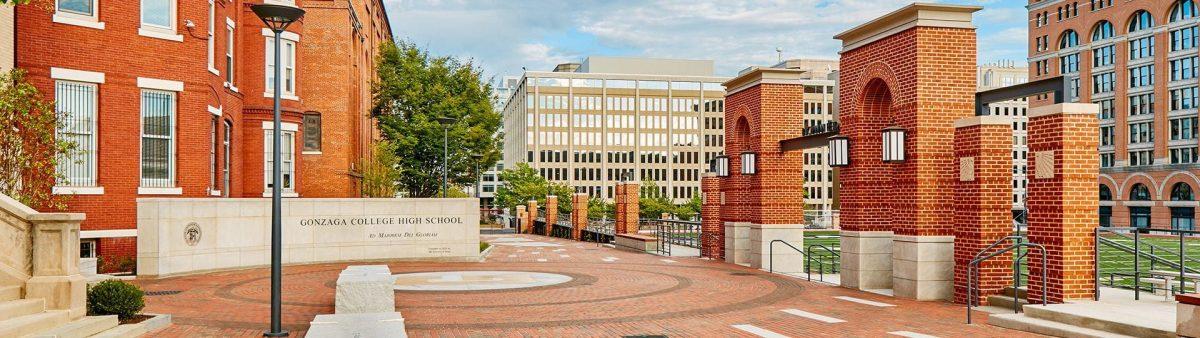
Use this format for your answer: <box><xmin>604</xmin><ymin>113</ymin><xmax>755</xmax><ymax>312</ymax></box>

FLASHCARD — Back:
<box><xmin>137</xmin><ymin>198</ymin><xmax>480</xmax><ymax>277</ymax></box>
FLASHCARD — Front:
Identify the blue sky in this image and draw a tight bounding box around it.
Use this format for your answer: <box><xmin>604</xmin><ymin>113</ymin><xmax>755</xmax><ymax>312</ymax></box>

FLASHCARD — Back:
<box><xmin>382</xmin><ymin>0</ymin><xmax>1029</xmax><ymax>81</ymax></box>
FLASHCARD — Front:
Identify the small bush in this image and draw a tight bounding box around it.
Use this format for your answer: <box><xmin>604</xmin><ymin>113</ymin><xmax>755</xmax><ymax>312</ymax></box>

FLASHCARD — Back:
<box><xmin>479</xmin><ymin>242</ymin><xmax>490</xmax><ymax>252</ymax></box>
<box><xmin>87</xmin><ymin>280</ymin><xmax>145</xmax><ymax>320</ymax></box>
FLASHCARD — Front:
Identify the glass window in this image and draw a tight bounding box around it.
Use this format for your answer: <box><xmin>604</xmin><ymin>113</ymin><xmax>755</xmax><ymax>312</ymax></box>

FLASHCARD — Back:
<box><xmin>140</xmin><ymin>90</ymin><xmax>176</xmax><ymax>188</ymax></box>
<box><xmin>1129</xmin><ymin>121</ymin><xmax>1155</xmax><ymax>143</ymax></box>
<box><xmin>223</xmin><ymin>120</ymin><xmax>231</xmax><ymax>196</ymax></box>
<box><xmin>1097</xmin><ymin>99</ymin><xmax>1115</xmax><ymax>119</ymax></box>
<box><xmin>303</xmin><ymin>113</ymin><xmax>321</xmax><ymax>152</ymax></box>
<box><xmin>1131</xmin><ymin>206</ymin><xmax>1152</xmax><ymax>229</ymax></box>
<box><xmin>1129</xmin><ymin>36</ymin><xmax>1155</xmax><ymax>60</ymax></box>
<box><xmin>1092</xmin><ymin>21</ymin><xmax>1114</xmax><ymax>41</ymax></box>
<box><xmin>1171</xmin><ymin>147</ymin><xmax>1199</xmax><ymax>163</ymax></box>
<box><xmin>1129</xmin><ymin>93</ymin><xmax>1155</xmax><ymax>115</ymax></box>
<box><xmin>1092</xmin><ymin>72</ymin><xmax>1114</xmax><ymax>93</ymax></box>
<box><xmin>1100</xmin><ymin>184</ymin><xmax>1113</xmax><ymax>200</ymax></box>
<box><xmin>226</xmin><ymin>21</ymin><xmax>235</xmax><ymax>85</ymax></box>
<box><xmin>211</xmin><ymin>116</ymin><xmax>218</xmax><ymax>191</ymax></box>
<box><xmin>55</xmin><ymin>81</ymin><xmax>98</xmax><ymax>187</ymax></box>
<box><xmin>141</xmin><ymin>0</ymin><xmax>173</xmax><ymax>29</ymax></box>
<box><xmin>1059</xmin><ymin>30</ymin><xmax>1079</xmax><ymax>49</ymax></box>
<box><xmin>1171</xmin><ymin>57</ymin><xmax>1198</xmax><ymax>81</ymax></box>
<box><xmin>1129</xmin><ymin>10</ymin><xmax>1154</xmax><ymax>32</ymax></box>
<box><xmin>1171</xmin><ymin>87</ymin><xmax>1198</xmax><ymax>111</ymax></box>
<box><xmin>1093</xmin><ymin>45</ymin><xmax>1115</xmax><ymax>67</ymax></box>
<box><xmin>264</xmin><ymin>130</ymin><xmax>296</xmax><ymax>193</ymax></box>
<box><xmin>1172</xmin><ymin>0</ymin><xmax>1198</xmax><ymax>22</ymax></box>
<box><xmin>1171</xmin><ymin>26</ymin><xmax>1198</xmax><ymax>51</ymax></box>
<box><xmin>207</xmin><ymin>0</ymin><xmax>215</xmax><ymax>71</ymax></box>
<box><xmin>1173</xmin><ymin>182</ymin><xmax>1195</xmax><ymax>200</ymax></box>
<box><xmin>265</xmin><ymin>37</ymin><xmax>297</xmax><ymax>96</ymax></box>
<box><xmin>1060</xmin><ymin>54</ymin><xmax>1079</xmax><ymax>73</ymax></box>
<box><xmin>1131</xmin><ymin>184</ymin><xmax>1152</xmax><ymax>200</ymax></box>
<box><xmin>1171</xmin><ymin>117</ymin><xmax>1198</xmax><ymax>140</ymax></box>
<box><xmin>57</xmin><ymin>0</ymin><xmax>94</xmax><ymax>16</ymax></box>
<box><xmin>1129</xmin><ymin>64</ymin><xmax>1154</xmax><ymax>88</ymax></box>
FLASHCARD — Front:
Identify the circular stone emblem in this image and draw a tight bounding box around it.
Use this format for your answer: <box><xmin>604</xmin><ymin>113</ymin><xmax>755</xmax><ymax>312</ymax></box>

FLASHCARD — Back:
<box><xmin>184</xmin><ymin>222</ymin><xmax>202</xmax><ymax>246</ymax></box>
<box><xmin>393</xmin><ymin>271</ymin><xmax>572</xmax><ymax>291</ymax></box>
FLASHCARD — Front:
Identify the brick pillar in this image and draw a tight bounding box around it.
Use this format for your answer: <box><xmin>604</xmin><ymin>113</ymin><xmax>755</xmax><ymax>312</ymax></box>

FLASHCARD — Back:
<box><xmin>524</xmin><ymin>200</ymin><xmax>538</xmax><ymax>234</ymax></box>
<box><xmin>1026</xmin><ymin>103</ymin><xmax>1099</xmax><ymax>303</ymax></box>
<box><xmin>614</xmin><ymin>183</ymin><xmax>627</xmax><ymax>234</ymax></box>
<box><xmin>952</xmin><ymin>117</ymin><xmax>1014</xmax><ymax>305</ymax></box>
<box><xmin>572</xmin><ymin>193</ymin><xmax>587</xmax><ymax>240</ymax></box>
<box><xmin>545</xmin><ymin>195</ymin><xmax>558</xmax><ymax>236</ymax></box>
<box><xmin>614</xmin><ymin>182</ymin><xmax>640</xmax><ymax>234</ymax></box>
<box><xmin>515</xmin><ymin>205</ymin><xmax>526</xmax><ymax>232</ymax></box>
<box><xmin>701</xmin><ymin>173</ymin><xmax>723</xmax><ymax>259</ymax></box>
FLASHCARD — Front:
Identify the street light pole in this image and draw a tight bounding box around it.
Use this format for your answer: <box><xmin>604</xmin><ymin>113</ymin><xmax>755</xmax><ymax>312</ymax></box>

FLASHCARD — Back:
<box><xmin>437</xmin><ymin>117</ymin><xmax>456</xmax><ymax>198</ymax></box>
<box><xmin>250</xmin><ymin>4</ymin><xmax>304</xmax><ymax>337</ymax></box>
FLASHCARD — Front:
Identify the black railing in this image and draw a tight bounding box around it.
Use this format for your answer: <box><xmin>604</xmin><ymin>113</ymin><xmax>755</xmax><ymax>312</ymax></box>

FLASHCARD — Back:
<box><xmin>584</xmin><ymin>218</ymin><xmax>614</xmax><ymax>244</ymax></box>
<box><xmin>768</xmin><ymin>240</ymin><xmax>807</xmax><ymax>276</ymax></box>
<box><xmin>1094</xmin><ymin>226</ymin><xmax>1200</xmax><ymax>301</ymax></box>
<box><xmin>805</xmin><ymin>244</ymin><xmax>840</xmax><ymax>282</ymax></box>
<box><xmin>657</xmin><ymin>219</ymin><xmax>702</xmax><ymax>249</ymax></box>
<box><xmin>966</xmin><ymin>235</ymin><xmax>1047</xmax><ymax>324</ymax></box>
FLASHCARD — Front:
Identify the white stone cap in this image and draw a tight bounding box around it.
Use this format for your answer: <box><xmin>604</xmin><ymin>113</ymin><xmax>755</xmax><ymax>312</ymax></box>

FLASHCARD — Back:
<box><xmin>954</xmin><ymin>116</ymin><xmax>1011</xmax><ymax>128</ymax></box>
<box><xmin>1029</xmin><ymin>103</ymin><xmax>1099</xmax><ymax>119</ymax></box>
<box><xmin>839</xmin><ymin>230</ymin><xmax>895</xmax><ymax>238</ymax></box>
<box><xmin>835</xmin><ymin>3</ymin><xmax>982</xmax><ymax>53</ymax></box>
<box><xmin>723</xmin><ymin>67</ymin><xmax>807</xmax><ymax>96</ymax></box>
<box><xmin>893</xmin><ymin>235</ymin><xmax>955</xmax><ymax>243</ymax></box>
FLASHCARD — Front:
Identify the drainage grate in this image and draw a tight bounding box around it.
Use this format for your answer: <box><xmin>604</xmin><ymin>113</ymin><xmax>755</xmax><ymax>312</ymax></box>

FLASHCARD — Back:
<box><xmin>145</xmin><ymin>290</ymin><xmax>182</xmax><ymax>296</ymax></box>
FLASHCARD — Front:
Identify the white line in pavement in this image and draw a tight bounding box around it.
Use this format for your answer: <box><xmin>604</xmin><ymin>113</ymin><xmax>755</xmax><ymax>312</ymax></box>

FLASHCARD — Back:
<box><xmin>506</xmin><ymin>254</ymin><xmax>516</xmax><ymax>258</ymax></box>
<box><xmin>780</xmin><ymin>309</ymin><xmax>845</xmax><ymax>323</ymax></box>
<box><xmin>553</xmin><ymin>249</ymin><xmax>566</xmax><ymax>252</ymax></box>
<box><xmin>731</xmin><ymin>324</ymin><xmax>790</xmax><ymax>338</ymax></box>
<box><xmin>834</xmin><ymin>296</ymin><xmax>896</xmax><ymax>307</ymax></box>
<box><xmin>536</xmin><ymin>258</ymin><xmax>547</xmax><ymax>262</ymax></box>
<box><xmin>661</xmin><ymin>259</ymin><xmax>677</xmax><ymax>263</ymax></box>
<box><xmin>531</xmin><ymin>251</ymin><xmax>541</xmax><ymax>255</ymax></box>
<box><xmin>605</xmin><ymin>257</ymin><xmax>620</xmax><ymax>260</ymax></box>
<box><xmin>560</xmin><ymin>255</ymin><xmax>570</xmax><ymax>258</ymax></box>
<box><xmin>888</xmin><ymin>331</ymin><xmax>938</xmax><ymax>338</ymax></box>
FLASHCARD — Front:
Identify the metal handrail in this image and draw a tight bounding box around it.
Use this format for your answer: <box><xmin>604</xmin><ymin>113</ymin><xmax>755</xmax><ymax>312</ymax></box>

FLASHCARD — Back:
<box><xmin>769</xmin><ymin>240</ymin><xmax>808</xmax><ymax>278</ymax></box>
<box><xmin>805</xmin><ymin>244</ymin><xmax>840</xmax><ymax>282</ymax></box>
<box><xmin>1095</xmin><ymin>227</ymin><xmax>1199</xmax><ymax>300</ymax></box>
<box><xmin>966</xmin><ymin>235</ymin><xmax>1047</xmax><ymax>324</ymax></box>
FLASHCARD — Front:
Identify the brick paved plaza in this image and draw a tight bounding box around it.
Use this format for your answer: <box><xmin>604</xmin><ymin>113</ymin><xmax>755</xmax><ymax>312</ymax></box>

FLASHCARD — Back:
<box><xmin>135</xmin><ymin>234</ymin><xmax>1038</xmax><ymax>337</ymax></box>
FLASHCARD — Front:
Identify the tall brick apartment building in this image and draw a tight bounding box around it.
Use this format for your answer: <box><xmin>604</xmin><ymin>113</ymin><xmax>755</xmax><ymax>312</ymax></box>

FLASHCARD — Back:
<box><xmin>14</xmin><ymin>0</ymin><xmax>392</xmax><ymax>266</ymax></box>
<box><xmin>1029</xmin><ymin>0</ymin><xmax>1199</xmax><ymax>230</ymax></box>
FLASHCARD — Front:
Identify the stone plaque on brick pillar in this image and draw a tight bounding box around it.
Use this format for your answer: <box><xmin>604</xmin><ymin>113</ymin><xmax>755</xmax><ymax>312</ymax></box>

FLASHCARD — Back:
<box><xmin>1026</xmin><ymin>103</ymin><xmax>1099</xmax><ymax>303</ymax></box>
<box><xmin>833</xmin><ymin>3</ymin><xmax>981</xmax><ymax>297</ymax></box>
<box><xmin>952</xmin><ymin>117</ymin><xmax>1014</xmax><ymax>304</ymax></box>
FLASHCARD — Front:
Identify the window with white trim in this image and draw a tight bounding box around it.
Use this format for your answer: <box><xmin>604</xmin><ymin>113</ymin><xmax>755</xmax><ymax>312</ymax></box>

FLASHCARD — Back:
<box><xmin>225</xmin><ymin>19</ymin><xmax>236</xmax><ymax>86</ymax></box>
<box><xmin>55</xmin><ymin>81</ymin><xmax>98</xmax><ymax>187</ymax></box>
<box><xmin>140</xmin><ymin>0</ymin><xmax>178</xmax><ymax>38</ymax></box>
<box><xmin>223</xmin><ymin>120</ymin><xmax>232</xmax><ymax>196</ymax></box>
<box><xmin>263</xmin><ymin>130</ymin><xmax>296</xmax><ymax>194</ymax></box>
<box><xmin>265</xmin><ymin>37</ymin><xmax>297</xmax><ymax>97</ymax></box>
<box><xmin>140</xmin><ymin>90</ymin><xmax>176</xmax><ymax>188</ymax></box>
<box><xmin>210</xmin><ymin>116</ymin><xmax>219</xmax><ymax>193</ymax></box>
<box><xmin>207</xmin><ymin>0</ymin><xmax>216</xmax><ymax>73</ymax></box>
<box><xmin>57</xmin><ymin>0</ymin><xmax>97</xmax><ymax>18</ymax></box>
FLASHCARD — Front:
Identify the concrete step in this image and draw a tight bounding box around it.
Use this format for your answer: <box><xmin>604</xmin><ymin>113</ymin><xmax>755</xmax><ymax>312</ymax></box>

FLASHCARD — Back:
<box><xmin>1023</xmin><ymin>304</ymin><xmax>1175</xmax><ymax>338</ymax></box>
<box><xmin>88</xmin><ymin>323</ymin><xmax>147</xmax><ymax>338</ymax></box>
<box><xmin>986</xmin><ymin>294</ymin><xmax>1029</xmax><ymax>312</ymax></box>
<box><xmin>0</xmin><ymin>298</ymin><xmax>47</xmax><ymax>320</ymax></box>
<box><xmin>1002</xmin><ymin>286</ymin><xmax>1028</xmax><ymax>299</ymax></box>
<box><xmin>988</xmin><ymin>313</ymin><xmax>1138</xmax><ymax>338</ymax></box>
<box><xmin>0</xmin><ymin>285</ymin><xmax>21</xmax><ymax>301</ymax></box>
<box><xmin>27</xmin><ymin>315</ymin><xmax>119</xmax><ymax>338</ymax></box>
<box><xmin>0</xmin><ymin>310</ymin><xmax>70</xmax><ymax>338</ymax></box>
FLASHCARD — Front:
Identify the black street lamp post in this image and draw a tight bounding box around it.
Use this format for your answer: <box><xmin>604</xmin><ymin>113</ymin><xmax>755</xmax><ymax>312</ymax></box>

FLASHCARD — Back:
<box><xmin>437</xmin><ymin>117</ymin><xmax>456</xmax><ymax>197</ymax></box>
<box><xmin>471</xmin><ymin>153</ymin><xmax>482</xmax><ymax>199</ymax></box>
<box><xmin>250</xmin><ymin>3</ymin><xmax>304</xmax><ymax>337</ymax></box>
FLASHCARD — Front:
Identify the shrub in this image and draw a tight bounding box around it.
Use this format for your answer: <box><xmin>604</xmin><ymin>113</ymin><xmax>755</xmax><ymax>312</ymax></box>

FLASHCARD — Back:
<box><xmin>86</xmin><ymin>280</ymin><xmax>145</xmax><ymax>320</ymax></box>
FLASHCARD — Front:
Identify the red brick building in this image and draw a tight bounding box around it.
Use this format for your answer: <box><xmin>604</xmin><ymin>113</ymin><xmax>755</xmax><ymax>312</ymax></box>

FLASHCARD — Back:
<box><xmin>14</xmin><ymin>0</ymin><xmax>392</xmax><ymax>268</ymax></box>
<box><xmin>1028</xmin><ymin>0</ymin><xmax>1199</xmax><ymax>230</ymax></box>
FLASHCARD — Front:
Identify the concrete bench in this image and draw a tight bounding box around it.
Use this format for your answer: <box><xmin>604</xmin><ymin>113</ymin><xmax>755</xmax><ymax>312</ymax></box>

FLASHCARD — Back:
<box><xmin>335</xmin><ymin>265</ymin><xmax>397</xmax><ymax>314</ymax></box>
<box><xmin>615</xmin><ymin>233</ymin><xmax>658</xmax><ymax>253</ymax></box>
<box><xmin>307</xmin><ymin>312</ymin><xmax>407</xmax><ymax>338</ymax></box>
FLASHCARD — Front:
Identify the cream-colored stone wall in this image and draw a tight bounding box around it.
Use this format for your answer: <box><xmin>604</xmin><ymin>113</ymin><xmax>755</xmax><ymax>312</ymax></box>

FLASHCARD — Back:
<box><xmin>137</xmin><ymin>198</ymin><xmax>481</xmax><ymax>277</ymax></box>
<box><xmin>0</xmin><ymin>5</ymin><xmax>11</xmax><ymax>72</ymax></box>
<box><xmin>0</xmin><ymin>194</ymin><xmax>34</xmax><ymax>286</ymax></box>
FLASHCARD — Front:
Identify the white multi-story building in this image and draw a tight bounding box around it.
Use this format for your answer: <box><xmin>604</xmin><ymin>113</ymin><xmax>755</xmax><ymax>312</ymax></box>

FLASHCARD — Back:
<box><xmin>502</xmin><ymin>56</ymin><xmax>729</xmax><ymax>203</ymax></box>
<box><xmin>977</xmin><ymin>61</ymin><xmax>1030</xmax><ymax>220</ymax></box>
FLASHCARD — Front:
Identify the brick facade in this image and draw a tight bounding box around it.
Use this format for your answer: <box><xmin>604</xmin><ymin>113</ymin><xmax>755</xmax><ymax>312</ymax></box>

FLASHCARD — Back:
<box><xmin>701</xmin><ymin>173</ymin><xmax>722</xmax><ymax>259</ymax></box>
<box><xmin>614</xmin><ymin>183</ymin><xmax>638</xmax><ymax>234</ymax></box>
<box><xmin>952</xmin><ymin>118</ymin><xmax>1015</xmax><ymax>304</ymax></box>
<box><xmin>571</xmin><ymin>193</ymin><xmax>587</xmax><ymax>240</ymax></box>
<box><xmin>545</xmin><ymin>195</ymin><xmax>558</xmax><ymax>235</ymax></box>
<box><xmin>1026</xmin><ymin>104</ymin><xmax>1100</xmax><ymax>303</ymax></box>
<box><xmin>15</xmin><ymin>1</ymin><xmax>391</xmax><ymax>268</ymax></box>
<box><xmin>524</xmin><ymin>199</ymin><xmax>537</xmax><ymax>234</ymax></box>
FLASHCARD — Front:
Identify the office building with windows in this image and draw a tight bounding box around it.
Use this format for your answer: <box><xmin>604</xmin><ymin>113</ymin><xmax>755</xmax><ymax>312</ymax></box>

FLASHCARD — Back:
<box><xmin>1028</xmin><ymin>0</ymin><xmax>1198</xmax><ymax>230</ymax></box>
<box><xmin>977</xmin><ymin>61</ymin><xmax>1031</xmax><ymax>220</ymax></box>
<box><xmin>502</xmin><ymin>57</ymin><xmax>729</xmax><ymax>204</ymax></box>
<box><xmin>15</xmin><ymin>0</ymin><xmax>392</xmax><ymax>265</ymax></box>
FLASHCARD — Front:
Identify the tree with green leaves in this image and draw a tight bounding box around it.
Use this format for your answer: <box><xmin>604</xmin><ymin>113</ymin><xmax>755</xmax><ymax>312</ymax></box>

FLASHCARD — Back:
<box><xmin>357</xmin><ymin>140</ymin><xmax>401</xmax><ymax>198</ymax></box>
<box><xmin>638</xmin><ymin>180</ymin><xmax>677</xmax><ymax>219</ymax></box>
<box><xmin>494</xmin><ymin>163</ymin><xmax>571</xmax><ymax>213</ymax></box>
<box><xmin>587</xmin><ymin>197</ymin><xmax>613</xmax><ymax>219</ymax></box>
<box><xmin>372</xmin><ymin>41</ymin><xmax>501</xmax><ymax>198</ymax></box>
<box><xmin>0</xmin><ymin>69</ymin><xmax>76</xmax><ymax>209</ymax></box>
<box><xmin>675</xmin><ymin>194</ymin><xmax>702</xmax><ymax>220</ymax></box>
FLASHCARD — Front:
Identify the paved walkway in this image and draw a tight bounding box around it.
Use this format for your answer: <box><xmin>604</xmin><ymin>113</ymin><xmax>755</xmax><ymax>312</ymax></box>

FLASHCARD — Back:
<box><xmin>138</xmin><ymin>234</ymin><xmax>1038</xmax><ymax>337</ymax></box>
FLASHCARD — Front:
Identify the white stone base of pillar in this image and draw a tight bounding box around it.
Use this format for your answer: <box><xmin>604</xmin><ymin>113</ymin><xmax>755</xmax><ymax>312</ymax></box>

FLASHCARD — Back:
<box><xmin>840</xmin><ymin>230</ymin><xmax>894</xmax><ymax>291</ymax></box>
<box><xmin>749</xmin><ymin>223</ymin><xmax>806</xmax><ymax>274</ymax></box>
<box><xmin>892</xmin><ymin>235</ymin><xmax>955</xmax><ymax>301</ymax></box>
<box><xmin>724</xmin><ymin>222</ymin><xmax>751</xmax><ymax>266</ymax></box>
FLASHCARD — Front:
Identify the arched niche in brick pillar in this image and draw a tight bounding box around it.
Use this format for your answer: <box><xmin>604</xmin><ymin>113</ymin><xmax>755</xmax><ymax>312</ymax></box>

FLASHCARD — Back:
<box><xmin>833</xmin><ymin>3</ymin><xmax>981</xmax><ymax>300</ymax></box>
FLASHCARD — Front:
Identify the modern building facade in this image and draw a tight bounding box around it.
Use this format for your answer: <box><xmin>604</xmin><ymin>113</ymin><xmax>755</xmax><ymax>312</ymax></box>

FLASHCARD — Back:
<box><xmin>1028</xmin><ymin>0</ymin><xmax>1199</xmax><ymax>230</ymax></box>
<box><xmin>15</xmin><ymin>0</ymin><xmax>392</xmax><ymax>266</ymax></box>
<box><xmin>977</xmin><ymin>61</ymin><xmax>1030</xmax><ymax>219</ymax></box>
<box><xmin>502</xmin><ymin>57</ymin><xmax>729</xmax><ymax>204</ymax></box>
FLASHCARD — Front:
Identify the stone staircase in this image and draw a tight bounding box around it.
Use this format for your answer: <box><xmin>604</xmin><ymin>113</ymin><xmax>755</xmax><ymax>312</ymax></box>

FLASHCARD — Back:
<box><xmin>986</xmin><ymin>286</ymin><xmax>1176</xmax><ymax>338</ymax></box>
<box><xmin>0</xmin><ymin>284</ymin><xmax>119</xmax><ymax>338</ymax></box>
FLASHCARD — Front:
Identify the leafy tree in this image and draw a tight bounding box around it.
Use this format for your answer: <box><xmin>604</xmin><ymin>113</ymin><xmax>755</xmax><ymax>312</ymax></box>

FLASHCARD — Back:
<box><xmin>357</xmin><ymin>140</ymin><xmax>401</xmax><ymax>198</ymax></box>
<box><xmin>675</xmin><ymin>194</ymin><xmax>702</xmax><ymax>220</ymax></box>
<box><xmin>587</xmin><ymin>197</ymin><xmax>613</xmax><ymax>219</ymax></box>
<box><xmin>494</xmin><ymin>163</ymin><xmax>571</xmax><ymax>213</ymax></box>
<box><xmin>638</xmin><ymin>180</ymin><xmax>677</xmax><ymax>219</ymax></box>
<box><xmin>372</xmin><ymin>41</ymin><xmax>501</xmax><ymax>198</ymax></box>
<box><xmin>0</xmin><ymin>69</ymin><xmax>75</xmax><ymax>209</ymax></box>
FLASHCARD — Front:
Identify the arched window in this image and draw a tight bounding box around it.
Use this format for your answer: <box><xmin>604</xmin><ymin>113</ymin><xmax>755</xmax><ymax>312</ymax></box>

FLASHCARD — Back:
<box><xmin>1172</xmin><ymin>0</ymin><xmax>1198</xmax><ymax>22</ymax></box>
<box><xmin>1092</xmin><ymin>21</ymin><xmax>1114</xmax><ymax>41</ymax></box>
<box><xmin>1129</xmin><ymin>10</ymin><xmax>1154</xmax><ymax>32</ymax></box>
<box><xmin>1131</xmin><ymin>183</ymin><xmax>1152</xmax><ymax>200</ymax></box>
<box><xmin>1060</xmin><ymin>30</ymin><xmax>1080</xmax><ymax>49</ymax></box>
<box><xmin>1100</xmin><ymin>184</ymin><xmax>1113</xmax><ymax>200</ymax></box>
<box><xmin>1172</xmin><ymin>182</ymin><xmax>1194</xmax><ymax>200</ymax></box>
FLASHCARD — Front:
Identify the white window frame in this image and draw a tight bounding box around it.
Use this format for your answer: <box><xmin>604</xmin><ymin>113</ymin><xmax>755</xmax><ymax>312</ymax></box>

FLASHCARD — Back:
<box><xmin>51</xmin><ymin>79</ymin><xmax>103</xmax><ymax>195</ymax></box>
<box><xmin>262</xmin><ymin>29</ymin><xmax>300</xmax><ymax>101</ymax></box>
<box><xmin>138</xmin><ymin>0</ymin><xmax>182</xmax><ymax>42</ymax></box>
<box><xmin>262</xmin><ymin>121</ymin><xmax>299</xmax><ymax>197</ymax></box>
<box><xmin>207</xmin><ymin>0</ymin><xmax>218</xmax><ymax>74</ymax></box>
<box><xmin>208</xmin><ymin>105</ymin><xmax>222</xmax><ymax>196</ymax></box>
<box><xmin>224</xmin><ymin>18</ymin><xmax>237</xmax><ymax>91</ymax></box>
<box><xmin>137</xmin><ymin>77</ymin><xmax>183</xmax><ymax>195</ymax></box>
<box><xmin>50</xmin><ymin>68</ymin><xmax>105</xmax><ymax>195</ymax></box>
<box><xmin>53</xmin><ymin>0</ymin><xmax>104</xmax><ymax>30</ymax></box>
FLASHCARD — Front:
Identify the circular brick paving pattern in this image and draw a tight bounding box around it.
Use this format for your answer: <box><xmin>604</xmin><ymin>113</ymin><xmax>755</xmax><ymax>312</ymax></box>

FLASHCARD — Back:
<box><xmin>138</xmin><ymin>234</ymin><xmax>1039</xmax><ymax>337</ymax></box>
<box><xmin>392</xmin><ymin>271</ymin><xmax>573</xmax><ymax>291</ymax></box>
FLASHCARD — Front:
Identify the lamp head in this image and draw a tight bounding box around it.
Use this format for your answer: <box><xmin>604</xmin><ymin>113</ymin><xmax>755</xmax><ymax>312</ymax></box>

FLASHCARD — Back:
<box><xmin>437</xmin><ymin>116</ymin><xmax>457</xmax><ymax>126</ymax></box>
<box><xmin>251</xmin><ymin>4</ymin><xmax>305</xmax><ymax>33</ymax></box>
